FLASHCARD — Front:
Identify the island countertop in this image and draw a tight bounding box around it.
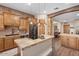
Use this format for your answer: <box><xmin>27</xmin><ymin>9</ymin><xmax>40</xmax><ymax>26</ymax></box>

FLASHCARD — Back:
<box><xmin>15</xmin><ymin>35</ymin><xmax>54</xmax><ymax>49</ymax></box>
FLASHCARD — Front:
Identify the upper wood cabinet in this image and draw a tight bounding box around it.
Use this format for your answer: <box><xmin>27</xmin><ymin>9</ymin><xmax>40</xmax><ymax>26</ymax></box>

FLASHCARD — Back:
<box><xmin>0</xmin><ymin>14</ymin><xmax>4</xmax><ymax>30</ymax></box>
<box><xmin>47</xmin><ymin>18</ymin><xmax>52</xmax><ymax>35</ymax></box>
<box><xmin>38</xmin><ymin>19</ymin><xmax>45</xmax><ymax>35</ymax></box>
<box><xmin>19</xmin><ymin>18</ymin><xmax>29</xmax><ymax>32</ymax></box>
<box><xmin>4</xmin><ymin>12</ymin><xmax>20</xmax><ymax>27</ymax></box>
<box><xmin>39</xmin><ymin>24</ymin><xmax>45</xmax><ymax>35</ymax></box>
<box><xmin>39</xmin><ymin>19</ymin><xmax>45</xmax><ymax>24</ymax></box>
<box><xmin>31</xmin><ymin>18</ymin><xmax>37</xmax><ymax>24</ymax></box>
<box><xmin>11</xmin><ymin>15</ymin><xmax>20</xmax><ymax>27</ymax></box>
<box><xmin>63</xmin><ymin>24</ymin><xmax>70</xmax><ymax>34</ymax></box>
<box><xmin>3</xmin><ymin>12</ymin><xmax>12</xmax><ymax>26</ymax></box>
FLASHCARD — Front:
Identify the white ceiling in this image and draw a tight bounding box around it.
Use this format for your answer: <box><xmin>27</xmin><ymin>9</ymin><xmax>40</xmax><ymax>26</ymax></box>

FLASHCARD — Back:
<box><xmin>54</xmin><ymin>11</ymin><xmax>79</xmax><ymax>22</ymax></box>
<box><xmin>0</xmin><ymin>3</ymin><xmax>79</xmax><ymax>16</ymax></box>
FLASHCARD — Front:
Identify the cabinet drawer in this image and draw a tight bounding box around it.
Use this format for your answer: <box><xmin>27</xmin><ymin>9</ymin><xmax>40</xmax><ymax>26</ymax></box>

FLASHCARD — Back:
<box><xmin>0</xmin><ymin>38</ymin><xmax>4</xmax><ymax>52</ymax></box>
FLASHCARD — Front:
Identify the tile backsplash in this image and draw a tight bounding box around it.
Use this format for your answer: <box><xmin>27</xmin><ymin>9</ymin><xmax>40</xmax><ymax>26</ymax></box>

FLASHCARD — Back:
<box><xmin>0</xmin><ymin>27</ymin><xmax>12</xmax><ymax>36</ymax></box>
<box><xmin>0</xmin><ymin>27</ymin><xmax>29</xmax><ymax>36</ymax></box>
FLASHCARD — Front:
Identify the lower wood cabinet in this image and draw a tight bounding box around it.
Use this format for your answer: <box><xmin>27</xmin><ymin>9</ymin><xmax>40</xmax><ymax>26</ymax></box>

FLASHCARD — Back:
<box><xmin>61</xmin><ymin>36</ymin><xmax>69</xmax><ymax>47</ymax></box>
<box><xmin>4</xmin><ymin>38</ymin><xmax>14</xmax><ymax>50</ymax></box>
<box><xmin>0</xmin><ymin>37</ymin><xmax>19</xmax><ymax>52</ymax></box>
<box><xmin>60</xmin><ymin>34</ymin><xmax>79</xmax><ymax>50</ymax></box>
<box><xmin>77</xmin><ymin>38</ymin><xmax>79</xmax><ymax>49</ymax></box>
<box><xmin>13</xmin><ymin>39</ymin><xmax>17</xmax><ymax>48</ymax></box>
<box><xmin>0</xmin><ymin>38</ymin><xmax>4</xmax><ymax>52</ymax></box>
<box><xmin>68</xmin><ymin>37</ymin><xmax>77</xmax><ymax>49</ymax></box>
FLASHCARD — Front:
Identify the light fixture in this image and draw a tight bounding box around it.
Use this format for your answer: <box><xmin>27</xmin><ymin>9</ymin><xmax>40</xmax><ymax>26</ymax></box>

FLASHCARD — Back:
<box><xmin>76</xmin><ymin>14</ymin><xmax>79</xmax><ymax>16</ymax></box>
<box><xmin>27</xmin><ymin>3</ymin><xmax>31</xmax><ymax>6</ymax></box>
<box><xmin>38</xmin><ymin>23</ymin><xmax>40</xmax><ymax>25</ymax></box>
<box><xmin>63</xmin><ymin>20</ymin><xmax>67</xmax><ymax>22</ymax></box>
<box><xmin>43</xmin><ymin>10</ymin><xmax>46</xmax><ymax>13</ymax></box>
<box><xmin>64</xmin><ymin>3</ymin><xmax>70</xmax><ymax>5</ymax></box>
<box><xmin>54</xmin><ymin>7</ymin><xmax>59</xmax><ymax>10</ymax></box>
<box><xmin>30</xmin><ymin>22</ymin><xmax>33</xmax><ymax>24</ymax></box>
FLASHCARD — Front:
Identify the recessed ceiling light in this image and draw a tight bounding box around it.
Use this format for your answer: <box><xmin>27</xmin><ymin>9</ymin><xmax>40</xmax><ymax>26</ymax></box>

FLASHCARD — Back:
<box><xmin>43</xmin><ymin>11</ymin><xmax>46</xmax><ymax>13</ymax></box>
<box><xmin>65</xmin><ymin>3</ymin><xmax>70</xmax><ymax>5</ymax></box>
<box><xmin>27</xmin><ymin>3</ymin><xmax>31</xmax><ymax>6</ymax></box>
<box><xmin>30</xmin><ymin>22</ymin><xmax>33</xmax><ymax>24</ymax></box>
<box><xmin>76</xmin><ymin>14</ymin><xmax>79</xmax><ymax>16</ymax></box>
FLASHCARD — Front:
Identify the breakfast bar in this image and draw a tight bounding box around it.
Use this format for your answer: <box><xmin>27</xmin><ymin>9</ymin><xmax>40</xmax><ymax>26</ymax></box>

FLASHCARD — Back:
<box><xmin>15</xmin><ymin>35</ymin><xmax>54</xmax><ymax>56</ymax></box>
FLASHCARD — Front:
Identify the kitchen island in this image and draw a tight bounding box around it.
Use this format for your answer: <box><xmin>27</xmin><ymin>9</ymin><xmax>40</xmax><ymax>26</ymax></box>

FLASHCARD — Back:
<box><xmin>15</xmin><ymin>35</ymin><xmax>54</xmax><ymax>56</ymax></box>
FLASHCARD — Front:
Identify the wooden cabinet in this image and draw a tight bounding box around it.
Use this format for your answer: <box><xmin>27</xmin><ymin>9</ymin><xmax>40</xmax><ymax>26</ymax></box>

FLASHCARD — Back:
<box><xmin>4</xmin><ymin>37</ymin><xmax>14</xmax><ymax>50</ymax></box>
<box><xmin>19</xmin><ymin>18</ymin><xmax>29</xmax><ymax>32</ymax></box>
<box><xmin>61</xmin><ymin>36</ymin><xmax>69</xmax><ymax>47</ymax></box>
<box><xmin>31</xmin><ymin>18</ymin><xmax>37</xmax><ymax>24</ymax></box>
<box><xmin>11</xmin><ymin>15</ymin><xmax>20</xmax><ymax>26</ymax></box>
<box><xmin>4</xmin><ymin>12</ymin><xmax>20</xmax><ymax>26</ymax></box>
<box><xmin>0</xmin><ymin>14</ymin><xmax>4</xmax><ymax>30</ymax></box>
<box><xmin>13</xmin><ymin>39</ymin><xmax>17</xmax><ymax>48</ymax></box>
<box><xmin>0</xmin><ymin>38</ymin><xmax>4</xmax><ymax>52</ymax></box>
<box><xmin>68</xmin><ymin>36</ymin><xmax>77</xmax><ymax>49</ymax></box>
<box><xmin>38</xmin><ymin>19</ymin><xmax>45</xmax><ymax>35</ymax></box>
<box><xmin>13</xmin><ymin>36</ymin><xmax>20</xmax><ymax>48</ymax></box>
<box><xmin>3</xmin><ymin>12</ymin><xmax>12</xmax><ymax>26</ymax></box>
<box><xmin>47</xmin><ymin>18</ymin><xmax>52</xmax><ymax>35</ymax></box>
<box><xmin>63</xmin><ymin>24</ymin><xmax>70</xmax><ymax>34</ymax></box>
<box><xmin>39</xmin><ymin>24</ymin><xmax>45</xmax><ymax>35</ymax></box>
<box><xmin>60</xmin><ymin>34</ymin><xmax>79</xmax><ymax>50</ymax></box>
<box><xmin>77</xmin><ymin>38</ymin><xmax>79</xmax><ymax>49</ymax></box>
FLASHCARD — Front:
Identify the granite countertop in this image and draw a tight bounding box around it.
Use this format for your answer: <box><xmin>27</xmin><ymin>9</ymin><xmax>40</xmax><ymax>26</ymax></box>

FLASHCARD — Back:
<box><xmin>60</xmin><ymin>34</ymin><xmax>79</xmax><ymax>38</ymax></box>
<box><xmin>0</xmin><ymin>35</ymin><xmax>20</xmax><ymax>39</ymax></box>
<box><xmin>14</xmin><ymin>35</ymin><xmax>54</xmax><ymax>49</ymax></box>
<box><xmin>0</xmin><ymin>33</ymin><xmax>27</xmax><ymax>39</ymax></box>
<box><xmin>0</xmin><ymin>35</ymin><xmax>6</xmax><ymax>38</ymax></box>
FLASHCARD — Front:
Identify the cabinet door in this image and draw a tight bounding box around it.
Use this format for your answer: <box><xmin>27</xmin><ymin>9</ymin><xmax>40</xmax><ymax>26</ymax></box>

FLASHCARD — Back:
<box><xmin>26</xmin><ymin>22</ymin><xmax>29</xmax><ymax>32</ymax></box>
<box><xmin>69</xmin><ymin>37</ymin><xmax>77</xmax><ymax>49</ymax></box>
<box><xmin>4</xmin><ymin>12</ymin><xmax>12</xmax><ymax>26</ymax></box>
<box><xmin>39</xmin><ymin>24</ymin><xmax>45</xmax><ymax>35</ymax></box>
<box><xmin>77</xmin><ymin>38</ymin><xmax>79</xmax><ymax>49</ymax></box>
<box><xmin>11</xmin><ymin>15</ymin><xmax>20</xmax><ymax>26</ymax></box>
<box><xmin>19</xmin><ymin>19</ymin><xmax>29</xmax><ymax>31</ymax></box>
<box><xmin>39</xmin><ymin>19</ymin><xmax>45</xmax><ymax>35</ymax></box>
<box><xmin>0</xmin><ymin>15</ymin><xmax>4</xmax><ymax>30</ymax></box>
<box><xmin>0</xmin><ymin>38</ymin><xmax>4</xmax><ymax>52</ymax></box>
<box><xmin>63</xmin><ymin>24</ymin><xmax>70</xmax><ymax>34</ymax></box>
<box><xmin>13</xmin><ymin>40</ymin><xmax>17</xmax><ymax>48</ymax></box>
<box><xmin>31</xmin><ymin>18</ymin><xmax>37</xmax><ymax>24</ymax></box>
<box><xmin>4</xmin><ymin>38</ymin><xmax>14</xmax><ymax>50</ymax></box>
<box><xmin>61</xmin><ymin>36</ymin><xmax>69</xmax><ymax>47</ymax></box>
<box><xmin>19</xmin><ymin>19</ymin><xmax>26</xmax><ymax>30</ymax></box>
